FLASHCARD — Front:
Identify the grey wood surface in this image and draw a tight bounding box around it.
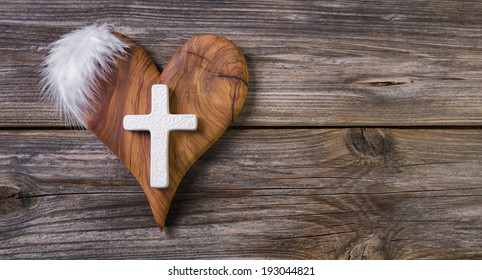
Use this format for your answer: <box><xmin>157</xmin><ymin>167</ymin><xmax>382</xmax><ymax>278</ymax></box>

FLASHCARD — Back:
<box><xmin>1</xmin><ymin>0</ymin><xmax>481</xmax><ymax>259</ymax></box>
<box><xmin>1</xmin><ymin>0</ymin><xmax>482</xmax><ymax>127</ymax></box>
<box><xmin>1</xmin><ymin>129</ymin><xmax>481</xmax><ymax>259</ymax></box>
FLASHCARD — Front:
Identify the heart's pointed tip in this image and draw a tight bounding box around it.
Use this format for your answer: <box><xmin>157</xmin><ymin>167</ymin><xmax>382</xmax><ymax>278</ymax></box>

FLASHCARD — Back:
<box><xmin>156</xmin><ymin>222</ymin><xmax>165</xmax><ymax>233</ymax></box>
<box><xmin>141</xmin><ymin>184</ymin><xmax>174</xmax><ymax>234</ymax></box>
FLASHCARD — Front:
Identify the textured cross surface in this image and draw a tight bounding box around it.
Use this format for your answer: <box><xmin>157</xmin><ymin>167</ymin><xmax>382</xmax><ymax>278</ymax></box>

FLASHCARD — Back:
<box><xmin>123</xmin><ymin>84</ymin><xmax>198</xmax><ymax>188</ymax></box>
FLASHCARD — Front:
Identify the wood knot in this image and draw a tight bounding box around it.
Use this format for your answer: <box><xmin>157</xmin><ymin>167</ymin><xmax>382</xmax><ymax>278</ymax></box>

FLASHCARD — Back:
<box><xmin>346</xmin><ymin>128</ymin><xmax>393</xmax><ymax>158</ymax></box>
<box><xmin>347</xmin><ymin>234</ymin><xmax>386</xmax><ymax>260</ymax></box>
<box><xmin>0</xmin><ymin>173</ymin><xmax>38</xmax><ymax>215</ymax></box>
<box><xmin>0</xmin><ymin>187</ymin><xmax>32</xmax><ymax>215</ymax></box>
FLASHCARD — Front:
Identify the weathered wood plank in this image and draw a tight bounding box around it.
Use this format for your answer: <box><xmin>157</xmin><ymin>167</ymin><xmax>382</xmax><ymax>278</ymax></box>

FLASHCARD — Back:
<box><xmin>1</xmin><ymin>0</ymin><xmax>482</xmax><ymax>127</ymax></box>
<box><xmin>1</xmin><ymin>129</ymin><xmax>481</xmax><ymax>259</ymax></box>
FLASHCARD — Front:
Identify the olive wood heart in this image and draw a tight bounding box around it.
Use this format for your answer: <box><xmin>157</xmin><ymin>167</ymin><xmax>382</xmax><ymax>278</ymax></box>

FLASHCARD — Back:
<box><xmin>87</xmin><ymin>33</ymin><xmax>248</xmax><ymax>231</ymax></box>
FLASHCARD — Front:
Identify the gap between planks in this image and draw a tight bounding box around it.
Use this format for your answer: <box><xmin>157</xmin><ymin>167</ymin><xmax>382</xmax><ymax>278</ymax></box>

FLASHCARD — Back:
<box><xmin>3</xmin><ymin>125</ymin><xmax>482</xmax><ymax>131</ymax></box>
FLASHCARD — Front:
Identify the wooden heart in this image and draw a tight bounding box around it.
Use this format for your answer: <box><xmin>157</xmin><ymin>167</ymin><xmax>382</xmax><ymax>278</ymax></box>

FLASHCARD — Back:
<box><xmin>41</xmin><ymin>26</ymin><xmax>248</xmax><ymax>231</ymax></box>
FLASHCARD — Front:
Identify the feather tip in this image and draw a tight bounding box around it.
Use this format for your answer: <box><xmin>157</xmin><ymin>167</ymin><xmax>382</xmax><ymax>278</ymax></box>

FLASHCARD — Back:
<box><xmin>40</xmin><ymin>24</ymin><xmax>130</xmax><ymax>128</ymax></box>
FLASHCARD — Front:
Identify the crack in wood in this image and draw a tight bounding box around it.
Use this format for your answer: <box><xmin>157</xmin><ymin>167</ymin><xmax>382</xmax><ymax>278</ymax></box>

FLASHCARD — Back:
<box><xmin>355</xmin><ymin>77</ymin><xmax>414</xmax><ymax>87</ymax></box>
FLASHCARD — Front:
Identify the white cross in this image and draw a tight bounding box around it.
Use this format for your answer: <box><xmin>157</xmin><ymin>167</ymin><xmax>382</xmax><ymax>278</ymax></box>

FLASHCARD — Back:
<box><xmin>123</xmin><ymin>84</ymin><xmax>198</xmax><ymax>188</ymax></box>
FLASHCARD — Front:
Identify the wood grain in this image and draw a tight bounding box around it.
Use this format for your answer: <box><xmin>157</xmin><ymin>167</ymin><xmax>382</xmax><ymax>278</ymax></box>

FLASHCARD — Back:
<box><xmin>1</xmin><ymin>0</ymin><xmax>481</xmax><ymax>260</ymax></box>
<box><xmin>88</xmin><ymin>33</ymin><xmax>248</xmax><ymax>230</ymax></box>
<box><xmin>1</xmin><ymin>0</ymin><xmax>482</xmax><ymax>127</ymax></box>
<box><xmin>1</xmin><ymin>129</ymin><xmax>481</xmax><ymax>259</ymax></box>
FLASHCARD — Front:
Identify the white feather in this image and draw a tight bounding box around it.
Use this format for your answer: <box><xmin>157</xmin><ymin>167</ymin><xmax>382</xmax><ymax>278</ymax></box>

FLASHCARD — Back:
<box><xmin>40</xmin><ymin>24</ymin><xmax>130</xmax><ymax>128</ymax></box>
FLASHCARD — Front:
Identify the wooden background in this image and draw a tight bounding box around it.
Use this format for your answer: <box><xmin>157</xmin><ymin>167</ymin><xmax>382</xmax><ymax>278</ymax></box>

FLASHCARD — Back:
<box><xmin>1</xmin><ymin>0</ymin><xmax>481</xmax><ymax>259</ymax></box>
